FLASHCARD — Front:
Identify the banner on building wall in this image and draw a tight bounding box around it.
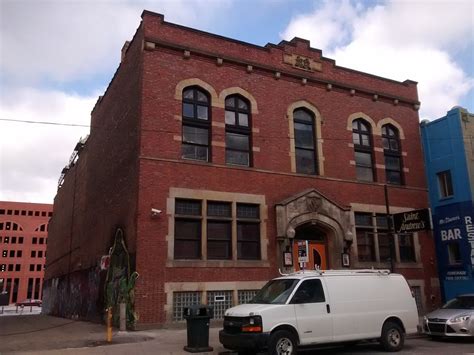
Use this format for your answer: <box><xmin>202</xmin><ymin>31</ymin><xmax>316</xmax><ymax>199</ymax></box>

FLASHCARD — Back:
<box><xmin>433</xmin><ymin>202</ymin><xmax>474</xmax><ymax>291</ymax></box>
<box><xmin>393</xmin><ymin>208</ymin><xmax>433</xmax><ymax>234</ymax></box>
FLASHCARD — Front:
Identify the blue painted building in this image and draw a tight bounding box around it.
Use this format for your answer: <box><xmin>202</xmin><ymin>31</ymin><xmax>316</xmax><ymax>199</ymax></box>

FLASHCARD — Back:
<box><xmin>421</xmin><ymin>107</ymin><xmax>474</xmax><ymax>302</ymax></box>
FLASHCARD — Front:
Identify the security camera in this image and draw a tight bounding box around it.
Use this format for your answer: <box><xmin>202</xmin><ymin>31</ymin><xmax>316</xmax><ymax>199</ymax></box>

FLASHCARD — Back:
<box><xmin>151</xmin><ymin>208</ymin><xmax>162</xmax><ymax>216</ymax></box>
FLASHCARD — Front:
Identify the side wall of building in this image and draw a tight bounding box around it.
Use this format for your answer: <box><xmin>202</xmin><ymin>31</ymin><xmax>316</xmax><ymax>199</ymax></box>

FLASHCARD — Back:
<box><xmin>43</xmin><ymin>25</ymin><xmax>144</xmax><ymax>320</ymax></box>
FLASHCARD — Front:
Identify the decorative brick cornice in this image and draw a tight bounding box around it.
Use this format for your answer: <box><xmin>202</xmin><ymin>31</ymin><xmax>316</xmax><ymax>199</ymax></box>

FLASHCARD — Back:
<box><xmin>144</xmin><ymin>37</ymin><xmax>421</xmax><ymax>109</ymax></box>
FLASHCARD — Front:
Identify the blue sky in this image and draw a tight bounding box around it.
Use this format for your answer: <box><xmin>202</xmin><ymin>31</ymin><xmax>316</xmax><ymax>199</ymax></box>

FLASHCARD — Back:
<box><xmin>1</xmin><ymin>0</ymin><xmax>473</xmax><ymax>203</ymax></box>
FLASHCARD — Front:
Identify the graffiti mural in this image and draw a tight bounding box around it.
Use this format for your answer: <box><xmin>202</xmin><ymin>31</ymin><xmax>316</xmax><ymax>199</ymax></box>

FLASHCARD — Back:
<box><xmin>42</xmin><ymin>267</ymin><xmax>102</xmax><ymax>321</ymax></box>
<box><xmin>104</xmin><ymin>227</ymin><xmax>139</xmax><ymax>329</ymax></box>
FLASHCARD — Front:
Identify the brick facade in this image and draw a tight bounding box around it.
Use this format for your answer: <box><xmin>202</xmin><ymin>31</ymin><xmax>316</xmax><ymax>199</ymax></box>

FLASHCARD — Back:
<box><xmin>45</xmin><ymin>11</ymin><xmax>440</xmax><ymax>327</ymax></box>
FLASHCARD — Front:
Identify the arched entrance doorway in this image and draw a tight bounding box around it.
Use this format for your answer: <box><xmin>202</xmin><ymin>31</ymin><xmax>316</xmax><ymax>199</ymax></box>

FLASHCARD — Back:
<box><xmin>292</xmin><ymin>223</ymin><xmax>328</xmax><ymax>270</ymax></box>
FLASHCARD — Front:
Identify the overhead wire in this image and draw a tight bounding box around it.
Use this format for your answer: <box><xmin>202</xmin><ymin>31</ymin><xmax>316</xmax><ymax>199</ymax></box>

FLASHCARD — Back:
<box><xmin>0</xmin><ymin>117</ymin><xmax>470</xmax><ymax>142</ymax></box>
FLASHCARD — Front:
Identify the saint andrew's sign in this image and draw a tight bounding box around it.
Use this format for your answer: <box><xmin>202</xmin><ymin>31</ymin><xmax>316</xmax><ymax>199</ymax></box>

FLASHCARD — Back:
<box><xmin>392</xmin><ymin>208</ymin><xmax>433</xmax><ymax>234</ymax></box>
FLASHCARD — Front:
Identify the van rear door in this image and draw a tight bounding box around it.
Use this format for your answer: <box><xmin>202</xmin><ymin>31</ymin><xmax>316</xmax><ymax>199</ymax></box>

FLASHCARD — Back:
<box><xmin>290</xmin><ymin>278</ymin><xmax>333</xmax><ymax>345</ymax></box>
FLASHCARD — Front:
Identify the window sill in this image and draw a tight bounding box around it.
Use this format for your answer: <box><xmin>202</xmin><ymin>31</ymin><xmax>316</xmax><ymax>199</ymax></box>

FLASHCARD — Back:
<box><xmin>355</xmin><ymin>261</ymin><xmax>423</xmax><ymax>269</ymax></box>
<box><xmin>439</xmin><ymin>196</ymin><xmax>454</xmax><ymax>202</ymax></box>
<box><xmin>166</xmin><ymin>259</ymin><xmax>270</xmax><ymax>268</ymax></box>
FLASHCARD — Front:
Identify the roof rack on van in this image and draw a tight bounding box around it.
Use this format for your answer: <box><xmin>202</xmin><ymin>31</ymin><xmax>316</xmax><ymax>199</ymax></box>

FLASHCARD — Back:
<box><xmin>286</xmin><ymin>269</ymin><xmax>391</xmax><ymax>276</ymax></box>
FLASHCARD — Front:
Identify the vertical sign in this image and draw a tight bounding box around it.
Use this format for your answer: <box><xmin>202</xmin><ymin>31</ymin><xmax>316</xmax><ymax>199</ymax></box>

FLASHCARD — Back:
<box><xmin>297</xmin><ymin>240</ymin><xmax>308</xmax><ymax>263</ymax></box>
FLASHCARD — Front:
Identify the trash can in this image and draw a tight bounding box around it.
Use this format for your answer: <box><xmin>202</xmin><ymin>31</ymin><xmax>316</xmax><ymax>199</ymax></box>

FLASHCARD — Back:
<box><xmin>0</xmin><ymin>292</ymin><xmax>9</xmax><ymax>314</ymax></box>
<box><xmin>183</xmin><ymin>304</ymin><xmax>214</xmax><ymax>353</ymax></box>
<box><xmin>0</xmin><ymin>292</ymin><xmax>9</xmax><ymax>306</ymax></box>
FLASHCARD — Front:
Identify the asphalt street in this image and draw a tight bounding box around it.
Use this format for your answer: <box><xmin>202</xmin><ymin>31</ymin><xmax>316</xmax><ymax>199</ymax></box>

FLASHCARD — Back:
<box><xmin>0</xmin><ymin>311</ymin><xmax>472</xmax><ymax>354</ymax></box>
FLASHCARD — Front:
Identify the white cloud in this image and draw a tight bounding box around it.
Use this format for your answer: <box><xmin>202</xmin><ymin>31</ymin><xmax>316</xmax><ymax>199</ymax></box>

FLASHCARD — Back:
<box><xmin>281</xmin><ymin>0</ymin><xmax>474</xmax><ymax>120</ymax></box>
<box><xmin>281</xmin><ymin>0</ymin><xmax>361</xmax><ymax>52</ymax></box>
<box><xmin>0</xmin><ymin>0</ymin><xmax>232</xmax><ymax>85</ymax></box>
<box><xmin>0</xmin><ymin>88</ymin><xmax>96</xmax><ymax>203</ymax></box>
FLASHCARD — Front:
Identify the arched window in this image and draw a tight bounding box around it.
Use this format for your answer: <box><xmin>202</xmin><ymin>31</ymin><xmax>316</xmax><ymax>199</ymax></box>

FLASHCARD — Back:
<box><xmin>352</xmin><ymin>119</ymin><xmax>374</xmax><ymax>182</ymax></box>
<box><xmin>294</xmin><ymin>108</ymin><xmax>317</xmax><ymax>174</ymax></box>
<box><xmin>382</xmin><ymin>124</ymin><xmax>403</xmax><ymax>185</ymax></box>
<box><xmin>0</xmin><ymin>221</ymin><xmax>23</xmax><ymax>231</ymax></box>
<box><xmin>35</xmin><ymin>223</ymin><xmax>48</xmax><ymax>232</ymax></box>
<box><xmin>225</xmin><ymin>95</ymin><xmax>251</xmax><ymax>166</ymax></box>
<box><xmin>182</xmin><ymin>86</ymin><xmax>211</xmax><ymax>161</ymax></box>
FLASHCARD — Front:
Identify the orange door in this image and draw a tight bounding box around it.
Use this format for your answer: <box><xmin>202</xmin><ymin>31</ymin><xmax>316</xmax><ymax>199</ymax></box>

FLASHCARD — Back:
<box><xmin>293</xmin><ymin>240</ymin><xmax>327</xmax><ymax>270</ymax></box>
<box><xmin>309</xmin><ymin>243</ymin><xmax>327</xmax><ymax>270</ymax></box>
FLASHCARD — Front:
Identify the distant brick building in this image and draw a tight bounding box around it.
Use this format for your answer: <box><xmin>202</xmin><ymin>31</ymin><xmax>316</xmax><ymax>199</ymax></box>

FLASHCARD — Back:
<box><xmin>44</xmin><ymin>11</ymin><xmax>440</xmax><ymax>328</ymax></box>
<box><xmin>0</xmin><ymin>201</ymin><xmax>51</xmax><ymax>304</ymax></box>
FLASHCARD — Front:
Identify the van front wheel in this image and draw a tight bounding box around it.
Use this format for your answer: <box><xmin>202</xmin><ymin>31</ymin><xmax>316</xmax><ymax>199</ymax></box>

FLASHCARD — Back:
<box><xmin>380</xmin><ymin>321</ymin><xmax>405</xmax><ymax>352</ymax></box>
<box><xmin>268</xmin><ymin>330</ymin><xmax>297</xmax><ymax>355</ymax></box>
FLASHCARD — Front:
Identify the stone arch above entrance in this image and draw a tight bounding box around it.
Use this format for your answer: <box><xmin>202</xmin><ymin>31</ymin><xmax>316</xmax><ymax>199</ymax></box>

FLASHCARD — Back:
<box><xmin>275</xmin><ymin>189</ymin><xmax>353</xmax><ymax>271</ymax></box>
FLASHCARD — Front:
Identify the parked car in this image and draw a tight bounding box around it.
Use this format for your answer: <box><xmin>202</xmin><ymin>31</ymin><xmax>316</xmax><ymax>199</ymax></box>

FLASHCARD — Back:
<box><xmin>15</xmin><ymin>298</ymin><xmax>42</xmax><ymax>307</ymax></box>
<box><xmin>423</xmin><ymin>294</ymin><xmax>474</xmax><ymax>339</ymax></box>
<box><xmin>219</xmin><ymin>269</ymin><xmax>419</xmax><ymax>354</ymax></box>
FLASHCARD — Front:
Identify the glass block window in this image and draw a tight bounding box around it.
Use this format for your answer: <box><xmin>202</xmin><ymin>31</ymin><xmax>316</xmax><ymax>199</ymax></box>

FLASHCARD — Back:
<box><xmin>238</xmin><ymin>290</ymin><xmax>258</xmax><ymax>304</ymax></box>
<box><xmin>173</xmin><ymin>291</ymin><xmax>202</xmax><ymax>322</ymax></box>
<box><xmin>207</xmin><ymin>290</ymin><xmax>233</xmax><ymax>320</ymax></box>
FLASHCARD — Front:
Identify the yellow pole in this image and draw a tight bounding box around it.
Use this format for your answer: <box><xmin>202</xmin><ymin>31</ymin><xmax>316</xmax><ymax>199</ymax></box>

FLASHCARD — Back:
<box><xmin>107</xmin><ymin>307</ymin><xmax>113</xmax><ymax>342</ymax></box>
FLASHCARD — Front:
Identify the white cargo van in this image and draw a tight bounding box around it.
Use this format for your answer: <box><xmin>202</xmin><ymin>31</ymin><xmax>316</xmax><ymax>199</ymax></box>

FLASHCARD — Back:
<box><xmin>219</xmin><ymin>269</ymin><xmax>418</xmax><ymax>354</ymax></box>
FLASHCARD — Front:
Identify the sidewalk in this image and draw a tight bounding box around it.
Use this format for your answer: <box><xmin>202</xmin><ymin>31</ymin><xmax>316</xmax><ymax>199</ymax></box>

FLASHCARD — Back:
<box><xmin>0</xmin><ymin>313</ymin><xmax>228</xmax><ymax>355</ymax></box>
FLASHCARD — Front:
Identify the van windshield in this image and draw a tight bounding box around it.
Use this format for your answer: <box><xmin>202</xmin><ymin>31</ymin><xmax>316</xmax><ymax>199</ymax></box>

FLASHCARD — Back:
<box><xmin>250</xmin><ymin>279</ymin><xmax>299</xmax><ymax>304</ymax></box>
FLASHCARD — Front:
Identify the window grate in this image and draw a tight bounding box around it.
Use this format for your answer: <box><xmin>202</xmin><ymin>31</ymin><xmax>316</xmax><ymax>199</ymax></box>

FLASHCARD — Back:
<box><xmin>173</xmin><ymin>291</ymin><xmax>201</xmax><ymax>322</ymax></box>
<box><xmin>237</xmin><ymin>204</ymin><xmax>259</xmax><ymax>219</ymax></box>
<box><xmin>176</xmin><ymin>199</ymin><xmax>201</xmax><ymax>216</ymax></box>
<box><xmin>238</xmin><ymin>290</ymin><xmax>258</xmax><ymax>304</ymax></box>
<box><xmin>207</xmin><ymin>291</ymin><xmax>233</xmax><ymax>320</ymax></box>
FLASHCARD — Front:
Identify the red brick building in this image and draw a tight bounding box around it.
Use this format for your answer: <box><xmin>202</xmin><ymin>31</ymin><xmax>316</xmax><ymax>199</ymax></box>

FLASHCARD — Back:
<box><xmin>44</xmin><ymin>11</ymin><xmax>440</xmax><ymax>328</ymax></box>
<box><xmin>0</xmin><ymin>201</ymin><xmax>51</xmax><ymax>304</ymax></box>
